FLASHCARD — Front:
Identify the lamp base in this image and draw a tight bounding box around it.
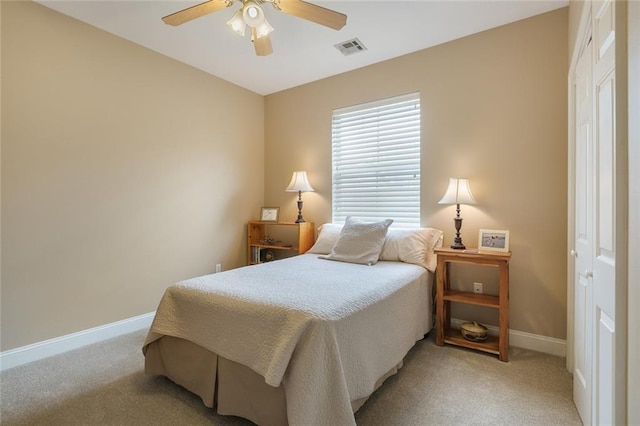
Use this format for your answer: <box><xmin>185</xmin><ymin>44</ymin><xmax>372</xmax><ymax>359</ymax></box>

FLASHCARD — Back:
<box><xmin>450</xmin><ymin>240</ymin><xmax>466</xmax><ymax>250</ymax></box>
<box><xmin>451</xmin><ymin>211</ymin><xmax>466</xmax><ymax>249</ymax></box>
<box><xmin>295</xmin><ymin>198</ymin><xmax>305</xmax><ymax>223</ymax></box>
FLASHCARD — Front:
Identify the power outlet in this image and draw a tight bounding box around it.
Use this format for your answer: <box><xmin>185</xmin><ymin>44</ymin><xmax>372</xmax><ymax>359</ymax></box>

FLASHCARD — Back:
<box><xmin>473</xmin><ymin>282</ymin><xmax>483</xmax><ymax>294</ymax></box>
<box><xmin>215</xmin><ymin>264</ymin><xmax>222</xmax><ymax>273</ymax></box>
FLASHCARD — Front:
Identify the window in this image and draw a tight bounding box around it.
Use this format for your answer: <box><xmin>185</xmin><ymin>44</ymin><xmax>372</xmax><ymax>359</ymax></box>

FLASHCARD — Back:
<box><xmin>331</xmin><ymin>93</ymin><xmax>421</xmax><ymax>228</ymax></box>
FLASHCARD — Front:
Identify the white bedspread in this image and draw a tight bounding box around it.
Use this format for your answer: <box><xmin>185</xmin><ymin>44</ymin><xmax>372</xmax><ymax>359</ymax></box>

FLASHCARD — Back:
<box><xmin>144</xmin><ymin>254</ymin><xmax>431</xmax><ymax>426</ymax></box>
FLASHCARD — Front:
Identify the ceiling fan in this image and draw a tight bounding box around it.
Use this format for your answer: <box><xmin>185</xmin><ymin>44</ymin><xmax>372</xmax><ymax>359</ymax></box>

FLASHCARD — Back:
<box><xmin>162</xmin><ymin>0</ymin><xmax>347</xmax><ymax>56</ymax></box>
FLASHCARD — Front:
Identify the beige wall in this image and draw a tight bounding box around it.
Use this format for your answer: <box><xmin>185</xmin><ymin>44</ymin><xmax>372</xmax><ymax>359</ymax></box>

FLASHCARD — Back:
<box><xmin>1</xmin><ymin>2</ymin><xmax>264</xmax><ymax>350</ymax></box>
<box><xmin>0</xmin><ymin>3</ymin><xmax>571</xmax><ymax>350</ymax></box>
<box><xmin>265</xmin><ymin>8</ymin><xmax>569</xmax><ymax>339</ymax></box>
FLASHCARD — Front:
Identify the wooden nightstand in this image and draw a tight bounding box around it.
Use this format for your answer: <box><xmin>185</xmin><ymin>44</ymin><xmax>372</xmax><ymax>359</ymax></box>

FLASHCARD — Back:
<box><xmin>247</xmin><ymin>221</ymin><xmax>314</xmax><ymax>265</ymax></box>
<box><xmin>434</xmin><ymin>247</ymin><xmax>511</xmax><ymax>361</ymax></box>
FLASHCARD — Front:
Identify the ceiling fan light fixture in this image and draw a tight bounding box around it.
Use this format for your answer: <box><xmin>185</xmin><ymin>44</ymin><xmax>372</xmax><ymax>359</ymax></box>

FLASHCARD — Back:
<box><xmin>242</xmin><ymin>1</ymin><xmax>265</xmax><ymax>27</ymax></box>
<box><xmin>226</xmin><ymin>9</ymin><xmax>246</xmax><ymax>36</ymax></box>
<box><xmin>254</xmin><ymin>19</ymin><xmax>274</xmax><ymax>39</ymax></box>
<box><xmin>164</xmin><ymin>0</ymin><xmax>347</xmax><ymax>57</ymax></box>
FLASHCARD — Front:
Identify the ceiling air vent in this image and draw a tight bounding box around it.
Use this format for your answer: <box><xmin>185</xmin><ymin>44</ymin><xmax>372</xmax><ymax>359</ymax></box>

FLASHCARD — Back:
<box><xmin>334</xmin><ymin>38</ymin><xmax>367</xmax><ymax>56</ymax></box>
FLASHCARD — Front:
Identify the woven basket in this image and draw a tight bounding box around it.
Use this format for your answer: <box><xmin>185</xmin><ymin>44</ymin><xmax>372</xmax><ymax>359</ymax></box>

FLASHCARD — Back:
<box><xmin>460</xmin><ymin>321</ymin><xmax>488</xmax><ymax>342</ymax></box>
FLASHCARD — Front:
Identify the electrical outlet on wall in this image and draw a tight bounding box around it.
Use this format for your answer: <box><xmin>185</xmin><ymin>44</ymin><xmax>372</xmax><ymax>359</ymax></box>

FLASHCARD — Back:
<box><xmin>473</xmin><ymin>282</ymin><xmax>483</xmax><ymax>294</ymax></box>
<box><xmin>216</xmin><ymin>264</ymin><xmax>222</xmax><ymax>273</ymax></box>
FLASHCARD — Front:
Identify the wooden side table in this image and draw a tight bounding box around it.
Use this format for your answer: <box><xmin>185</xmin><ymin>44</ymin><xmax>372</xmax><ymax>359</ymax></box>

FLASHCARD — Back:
<box><xmin>434</xmin><ymin>247</ymin><xmax>511</xmax><ymax>361</ymax></box>
<box><xmin>247</xmin><ymin>221</ymin><xmax>314</xmax><ymax>265</ymax></box>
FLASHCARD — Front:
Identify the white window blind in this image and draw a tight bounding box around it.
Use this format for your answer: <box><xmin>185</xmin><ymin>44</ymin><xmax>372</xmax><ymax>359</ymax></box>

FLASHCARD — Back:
<box><xmin>331</xmin><ymin>93</ymin><xmax>421</xmax><ymax>228</ymax></box>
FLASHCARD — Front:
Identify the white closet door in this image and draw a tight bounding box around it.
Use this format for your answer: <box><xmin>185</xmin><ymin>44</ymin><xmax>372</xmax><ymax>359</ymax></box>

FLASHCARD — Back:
<box><xmin>572</xmin><ymin>33</ymin><xmax>593</xmax><ymax>425</ymax></box>
<box><xmin>572</xmin><ymin>1</ymin><xmax>627</xmax><ymax>423</ymax></box>
<box><xmin>591</xmin><ymin>0</ymin><xmax>617</xmax><ymax>423</ymax></box>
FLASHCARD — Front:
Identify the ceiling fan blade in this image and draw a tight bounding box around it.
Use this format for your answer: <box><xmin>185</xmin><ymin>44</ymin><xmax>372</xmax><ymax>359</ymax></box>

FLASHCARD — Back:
<box><xmin>251</xmin><ymin>28</ymin><xmax>273</xmax><ymax>56</ymax></box>
<box><xmin>276</xmin><ymin>0</ymin><xmax>346</xmax><ymax>30</ymax></box>
<box><xmin>162</xmin><ymin>0</ymin><xmax>229</xmax><ymax>26</ymax></box>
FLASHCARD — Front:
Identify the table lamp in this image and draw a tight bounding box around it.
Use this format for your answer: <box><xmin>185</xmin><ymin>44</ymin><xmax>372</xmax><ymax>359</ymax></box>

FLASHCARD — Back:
<box><xmin>285</xmin><ymin>171</ymin><xmax>314</xmax><ymax>223</ymax></box>
<box><xmin>439</xmin><ymin>177</ymin><xmax>476</xmax><ymax>249</ymax></box>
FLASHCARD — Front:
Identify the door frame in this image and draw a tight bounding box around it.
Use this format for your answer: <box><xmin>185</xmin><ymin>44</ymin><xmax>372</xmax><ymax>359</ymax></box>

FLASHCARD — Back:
<box><xmin>611</xmin><ymin>2</ymin><xmax>628</xmax><ymax>424</ymax></box>
<box><xmin>627</xmin><ymin>1</ymin><xmax>640</xmax><ymax>423</ymax></box>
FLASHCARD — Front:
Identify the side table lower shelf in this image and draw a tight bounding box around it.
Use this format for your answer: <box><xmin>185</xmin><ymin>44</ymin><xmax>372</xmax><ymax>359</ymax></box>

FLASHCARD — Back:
<box><xmin>443</xmin><ymin>328</ymin><xmax>500</xmax><ymax>356</ymax></box>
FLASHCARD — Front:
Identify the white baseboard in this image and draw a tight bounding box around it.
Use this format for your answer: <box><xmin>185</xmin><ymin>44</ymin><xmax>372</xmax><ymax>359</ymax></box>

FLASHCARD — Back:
<box><xmin>450</xmin><ymin>318</ymin><xmax>566</xmax><ymax>357</ymax></box>
<box><xmin>1</xmin><ymin>312</ymin><xmax>566</xmax><ymax>372</ymax></box>
<box><xmin>0</xmin><ymin>312</ymin><xmax>155</xmax><ymax>371</ymax></box>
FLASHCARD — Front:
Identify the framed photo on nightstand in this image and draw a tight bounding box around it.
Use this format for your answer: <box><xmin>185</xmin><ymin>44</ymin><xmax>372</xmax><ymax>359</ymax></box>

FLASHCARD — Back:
<box><xmin>260</xmin><ymin>207</ymin><xmax>280</xmax><ymax>222</ymax></box>
<box><xmin>478</xmin><ymin>229</ymin><xmax>510</xmax><ymax>252</ymax></box>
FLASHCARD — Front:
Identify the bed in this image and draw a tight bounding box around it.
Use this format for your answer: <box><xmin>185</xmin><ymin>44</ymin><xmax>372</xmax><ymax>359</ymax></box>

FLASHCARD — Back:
<box><xmin>143</xmin><ymin>221</ymin><xmax>443</xmax><ymax>426</ymax></box>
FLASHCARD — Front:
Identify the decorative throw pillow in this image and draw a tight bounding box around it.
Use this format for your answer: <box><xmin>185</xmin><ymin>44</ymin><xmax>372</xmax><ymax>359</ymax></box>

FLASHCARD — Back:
<box><xmin>306</xmin><ymin>223</ymin><xmax>343</xmax><ymax>254</ymax></box>
<box><xmin>319</xmin><ymin>217</ymin><xmax>393</xmax><ymax>266</ymax></box>
<box><xmin>379</xmin><ymin>227</ymin><xmax>444</xmax><ymax>272</ymax></box>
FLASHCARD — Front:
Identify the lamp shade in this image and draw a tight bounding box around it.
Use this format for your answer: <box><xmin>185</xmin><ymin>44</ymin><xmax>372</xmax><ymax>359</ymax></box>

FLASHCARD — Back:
<box><xmin>242</xmin><ymin>1</ymin><xmax>266</xmax><ymax>27</ymax></box>
<box><xmin>253</xmin><ymin>19</ymin><xmax>274</xmax><ymax>39</ymax></box>
<box><xmin>285</xmin><ymin>171</ymin><xmax>314</xmax><ymax>193</ymax></box>
<box><xmin>438</xmin><ymin>178</ymin><xmax>476</xmax><ymax>205</ymax></box>
<box><xmin>226</xmin><ymin>9</ymin><xmax>246</xmax><ymax>36</ymax></box>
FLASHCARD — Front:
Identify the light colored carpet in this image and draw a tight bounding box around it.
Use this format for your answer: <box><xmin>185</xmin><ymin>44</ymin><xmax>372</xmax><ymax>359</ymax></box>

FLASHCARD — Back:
<box><xmin>0</xmin><ymin>329</ymin><xmax>581</xmax><ymax>425</ymax></box>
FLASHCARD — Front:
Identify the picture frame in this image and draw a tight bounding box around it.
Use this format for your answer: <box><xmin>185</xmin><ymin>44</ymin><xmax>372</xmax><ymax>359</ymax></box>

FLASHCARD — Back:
<box><xmin>478</xmin><ymin>229</ymin><xmax>510</xmax><ymax>252</ymax></box>
<box><xmin>260</xmin><ymin>207</ymin><xmax>280</xmax><ymax>222</ymax></box>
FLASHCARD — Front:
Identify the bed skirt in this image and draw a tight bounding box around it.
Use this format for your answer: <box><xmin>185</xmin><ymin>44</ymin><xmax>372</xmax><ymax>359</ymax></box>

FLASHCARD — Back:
<box><xmin>144</xmin><ymin>335</ymin><xmax>404</xmax><ymax>426</ymax></box>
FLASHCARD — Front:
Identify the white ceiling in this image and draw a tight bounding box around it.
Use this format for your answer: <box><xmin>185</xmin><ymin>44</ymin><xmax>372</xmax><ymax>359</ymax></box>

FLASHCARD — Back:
<box><xmin>37</xmin><ymin>0</ymin><xmax>568</xmax><ymax>95</ymax></box>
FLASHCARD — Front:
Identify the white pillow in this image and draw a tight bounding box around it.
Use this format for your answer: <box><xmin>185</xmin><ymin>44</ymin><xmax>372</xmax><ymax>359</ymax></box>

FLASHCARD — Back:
<box><xmin>319</xmin><ymin>217</ymin><xmax>393</xmax><ymax>266</ymax></box>
<box><xmin>306</xmin><ymin>223</ymin><xmax>343</xmax><ymax>254</ymax></box>
<box><xmin>379</xmin><ymin>227</ymin><xmax>444</xmax><ymax>272</ymax></box>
